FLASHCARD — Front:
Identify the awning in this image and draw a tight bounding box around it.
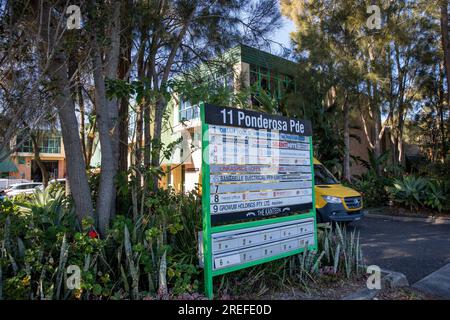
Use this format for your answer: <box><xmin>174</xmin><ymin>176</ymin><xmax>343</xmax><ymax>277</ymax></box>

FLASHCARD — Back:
<box><xmin>0</xmin><ymin>159</ymin><xmax>18</xmax><ymax>173</ymax></box>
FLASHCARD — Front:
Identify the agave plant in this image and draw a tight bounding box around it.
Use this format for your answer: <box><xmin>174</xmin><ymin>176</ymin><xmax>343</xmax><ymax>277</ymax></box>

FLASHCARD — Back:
<box><xmin>387</xmin><ymin>176</ymin><xmax>428</xmax><ymax>211</ymax></box>
<box><xmin>16</xmin><ymin>187</ymin><xmax>70</xmax><ymax>228</ymax></box>
<box><xmin>424</xmin><ymin>180</ymin><xmax>447</xmax><ymax>212</ymax></box>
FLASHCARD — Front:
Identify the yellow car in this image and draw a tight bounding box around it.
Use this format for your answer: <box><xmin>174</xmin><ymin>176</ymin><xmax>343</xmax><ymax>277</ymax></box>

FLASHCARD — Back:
<box><xmin>313</xmin><ymin>158</ymin><xmax>365</xmax><ymax>223</ymax></box>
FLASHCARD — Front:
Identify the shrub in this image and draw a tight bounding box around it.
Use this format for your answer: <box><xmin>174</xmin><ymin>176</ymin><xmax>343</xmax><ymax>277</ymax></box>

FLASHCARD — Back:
<box><xmin>424</xmin><ymin>180</ymin><xmax>448</xmax><ymax>212</ymax></box>
<box><xmin>0</xmin><ymin>187</ymin><xmax>203</xmax><ymax>300</ymax></box>
<box><xmin>387</xmin><ymin>176</ymin><xmax>428</xmax><ymax>211</ymax></box>
<box><xmin>1</xmin><ymin>185</ymin><xmax>364</xmax><ymax>300</ymax></box>
<box><xmin>349</xmin><ymin>172</ymin><xmax>391</xmax><ymax>207</ymax></box>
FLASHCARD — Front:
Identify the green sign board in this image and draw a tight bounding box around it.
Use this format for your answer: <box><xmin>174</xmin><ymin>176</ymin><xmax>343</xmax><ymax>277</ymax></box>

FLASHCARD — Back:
<box><xmin>200</xmin><ymin>103</ymin><xmax>317</xmax><ymax>299</ymax></box>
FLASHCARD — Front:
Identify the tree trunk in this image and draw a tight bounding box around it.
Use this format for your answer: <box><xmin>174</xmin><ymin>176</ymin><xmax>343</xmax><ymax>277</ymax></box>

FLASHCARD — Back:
<box><xmin>151</xmin><ymin>97</ymin><xmax>166</xmax><ymax>192</ymax></box>
<box><xmin>89</xmin><ymin>1</ymin><xmax>121</xmax><ymax>236</ymax></box>
<box><xmin>118</xmin><ymin>0</ymin><xmax>133</xmax><ymax>175</ymax></box>
<box><xmin>47</xmin><ymin>52</ymin><xmax>94</xmax><ymax>221</ymax></box>
<box><xmin>343</xmin><ymin>95</ymin><xmax>351</xmax><ymax>181</ymax></box>
<box><xmin>397</xmin><ymin>108</ymin><xmax>405</xmax><ymax>166</ymax></box>
<box><xmin>441</xmin><ymin>0</ymin><xmax>450</xmax><ymax>107</ymax></box>
<box><xmin>77</xmin><ymin>81</ymin><xmax>87</xmax><ymax>167</ymax></box>
<box><xmin>31</xmin><ymin>134</ymin><xmax>49</xmax><ymax>188</ymax></box>
<box><xmin>36</xmin><ymin>1</ymin><xmax>94</xmax><ymax>222</ymax></box>
<box><xmin>439</xmin><ymin>59</ymin><xmax>448</xmax><ymax>163</ymax></box>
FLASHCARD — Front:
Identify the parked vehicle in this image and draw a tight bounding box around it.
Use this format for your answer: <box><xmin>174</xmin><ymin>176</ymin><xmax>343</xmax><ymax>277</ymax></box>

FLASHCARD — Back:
<box><xmin>1</xmin><ymin>182</ymin><xmax>43</xmax><ymax>198</ymax></box>
<box><xmin>314</xmin><ymin>158</ymin><xmax>365</xmax><ymax>223</ymax></box>
<box><xmin>38</xmin><ymin>178</ymin><xmax>66</xmax><ymax>191</ymax></box>
<box><xmin>0</xmin><ymin>178</ymin><xmax>30</xmax><ymax>192</ymax></box>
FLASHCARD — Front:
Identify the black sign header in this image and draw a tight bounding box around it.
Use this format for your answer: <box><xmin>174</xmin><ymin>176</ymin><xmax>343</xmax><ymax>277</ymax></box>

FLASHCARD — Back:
<box><xmin>204</xmin><ymin>104</ymin><xmax>312</xmax><ymax>136</ymax></box>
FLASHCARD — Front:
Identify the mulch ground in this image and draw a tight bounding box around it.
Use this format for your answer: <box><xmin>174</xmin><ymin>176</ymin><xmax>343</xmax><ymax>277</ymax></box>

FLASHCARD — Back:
<box><xmin>239</xmin><ymin>274</ymin><xmax>369</xmax><ymax>300</ymax></box>
<box><xmin>375</xmin><ymin>287</ymin><xmax>444</xmax><ymax>300</ymax></box>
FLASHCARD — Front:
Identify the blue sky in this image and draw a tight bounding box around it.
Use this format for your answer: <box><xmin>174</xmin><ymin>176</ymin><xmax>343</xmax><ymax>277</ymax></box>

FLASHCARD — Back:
<box><xmin>270</xmin><ymin>15</ymin><xmax>296</xmax><ymax>49</ymax></box>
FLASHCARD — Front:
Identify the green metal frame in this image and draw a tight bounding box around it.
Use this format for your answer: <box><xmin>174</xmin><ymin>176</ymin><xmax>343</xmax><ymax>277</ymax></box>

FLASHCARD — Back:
<box><xmin>200</xmin><ymin>103</ymin><xmax>317</xmax><ymax>299</ymax></box>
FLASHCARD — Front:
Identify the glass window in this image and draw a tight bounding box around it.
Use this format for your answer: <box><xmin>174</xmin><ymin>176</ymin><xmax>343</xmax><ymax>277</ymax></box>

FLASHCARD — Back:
<box><xmin>179</xmin><ymin>99</ymin><xmax>200</xmax><ymax>121</ymax></box>
<box><xmin>314</xmin><ymin>164</ymin><xmax>339</xmax><ymax>185</ymax></box>
<box><xmin>41</xmin><ymin>136</ymin><xmax>61</xmax><ymax>153</ymax></box>
<box><xmin>18</xmin><ymin>138</ymin><xmax>33</xmax><ymax>153</ymax></box>
<box><xmin>17</xmin><ymin>135</ymin><xmax>61</xmax><ymax>153</ymax></box>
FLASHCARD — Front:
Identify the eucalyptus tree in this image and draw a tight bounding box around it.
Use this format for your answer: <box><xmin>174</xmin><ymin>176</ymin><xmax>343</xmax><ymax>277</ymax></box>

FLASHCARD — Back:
<box><xmin>1</xmin><ymin>0</ymin><xmax>284</xmax><ymax>235</ymax></box>
<box><xmin>0</xmin><ymin>0</ymin><xmax>49</xmax><ymax>161</ymax></box>
<box><xmin>128</xmin><ymin>0</ymin><xmax>282</xmax><ymax>191</ymax></box>
<box><xmin>281</xmin><ymin>0</ymin><xmax>438</xmax><ymax>175</ymax></box>
<box><xmin>281</xmin><ymin>0</ymin><xmax>369</xmax><ymax>179</ymax></box>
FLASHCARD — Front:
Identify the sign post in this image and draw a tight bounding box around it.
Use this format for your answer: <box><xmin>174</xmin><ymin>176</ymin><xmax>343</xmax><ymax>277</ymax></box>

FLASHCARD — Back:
<box><xmin>200</xmin><ymin>103</ymin><xmax>316</xmax><ymax>299</ymax></box>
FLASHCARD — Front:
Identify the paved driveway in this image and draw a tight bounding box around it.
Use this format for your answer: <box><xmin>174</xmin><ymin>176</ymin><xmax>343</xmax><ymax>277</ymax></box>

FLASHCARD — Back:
<box><xmin>350</xmin><ymin>216</ymin><xmax>450</xmax><ymax>284</ymax></box>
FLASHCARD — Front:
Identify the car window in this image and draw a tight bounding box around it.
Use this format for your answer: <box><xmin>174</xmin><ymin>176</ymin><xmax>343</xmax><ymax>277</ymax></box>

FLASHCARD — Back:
<box><xmin>314</xmin><ymin>164</ymin><xmax>339</xmax><ymax>185</ymax></box>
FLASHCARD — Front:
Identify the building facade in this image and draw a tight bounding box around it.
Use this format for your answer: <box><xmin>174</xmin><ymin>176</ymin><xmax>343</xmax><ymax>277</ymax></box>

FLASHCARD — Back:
<box><xmin>7</xmin><ymin>133</ymin><xmax>66</xmax><ymax>181</ymax></box>
<box><xmin>160</xmin><ymin>44</ymin><xmax>373</xmax><ymax>193</ymax></box>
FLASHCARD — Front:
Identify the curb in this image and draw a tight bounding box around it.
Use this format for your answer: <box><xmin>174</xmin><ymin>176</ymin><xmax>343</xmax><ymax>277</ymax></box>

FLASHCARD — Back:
<box><xmin>412</xmin><ymin>263</ymin><xmax>450</xmax><ymax>299</ymax></box>
<box><xmin>342</xmin><ymin>268</ymin><xmax>409</xmax><ymax>300</ymax></box>
<box><xmin>365</xmin><ymin>212</ymin><xmax>450</xmax><ymax>225</ymax></box>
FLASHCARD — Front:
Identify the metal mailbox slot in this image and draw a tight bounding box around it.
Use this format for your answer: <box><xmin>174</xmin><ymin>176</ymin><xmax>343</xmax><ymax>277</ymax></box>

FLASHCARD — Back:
<box><xmin>213</xmin><ymin>237</ymin><xmax>239</xmax><ymax>253</ymax></box>
<box><xmin>298</xmin><ymin>222</ymin><xmax>314</xmax><ymax>235</ymax></box>
<box><xmin>280</xmin><ymin>225</ymin><xmax>299</xmax><ymax>238</ymax></box>
<box><xmin>262</xmin><ymin>243</ymin><xmax>281</xmax><ymax>257</ymax></box>
<box><xmin>299</xmin><ymin>235</ymin><xmax>315</xmax><ymax>248</ymax></box>
<box><xmin>281</xmin><ymin>239</ymin><xmax>299</xmax><ymax>252</ymax></box>
<box><xmin>240</xmin><ymin>247</ymin><xmax>263</xmax><ymax>262</ymax></box>
<box><xmin>238</xmin><ymin>233</ymin><xmax>264</xmax><ymax>247</ymax></box>
<box><xmin>214</xmin><ymin>253</ymin><xmax>241</xmax><ymax>269</ymax></box>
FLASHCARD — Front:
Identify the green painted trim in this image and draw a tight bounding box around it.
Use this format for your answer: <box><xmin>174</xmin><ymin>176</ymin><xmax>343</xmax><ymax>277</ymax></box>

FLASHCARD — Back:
<box><xmin>309</xmin><ymin>136</ymin><xmax>318</xmax><ymax>251</ymax></box>
<box><xmin>200</xmin><ymin>103</ymin><xmax>213</xmax><ymax>299</ymax></box>
<box><xmin>211</xmin><ymin>243</ymin><xmax>317</xmax><ymax>277</ymax></box>
<box><xmin>211</xmin><ymin>211</ymin><xmax>315</xmax><ymax>234</ymax></box>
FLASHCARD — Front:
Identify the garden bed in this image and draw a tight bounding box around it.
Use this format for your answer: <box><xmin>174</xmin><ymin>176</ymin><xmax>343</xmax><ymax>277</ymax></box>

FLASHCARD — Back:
<box><xmin>238</xmin><ymin>274</ymin><xmax>369</xmax><ymax>300</ymax></box>
<box><xmin>375</xmin><ymin>287</ymin><xmax>442</xmax><ymax>300</ymax></box>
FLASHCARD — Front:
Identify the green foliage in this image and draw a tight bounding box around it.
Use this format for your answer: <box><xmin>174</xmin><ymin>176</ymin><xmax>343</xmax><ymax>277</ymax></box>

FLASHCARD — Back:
<box><xmin>385</xmin><ymin>175</ymin><xmax>449</xmax><ymax>212</ymax></box>
<box><xmin>424</xmin><ymin>180</ymin><xmax>448</xmax><ymax>212</ymax></box>
<box><xmin>0</xmin><ymin>186</ymin><xmax>203</xmax><ymax>300</ymax></box>
<box><xmin>318</xmin><ymin>223</ymin><xmax>363</xmax><ymax>279</ymax></box>
<box><xmin>349</xmin><ymin>172</ymin><xmax>391</xmax><ymax>207</ymax></box>
<box><xmin>1</xmin><ymin>183</ymin><xmax>368</xmax><ymax>300</ymax></box>
<box><xmin>218</xmin><ymin>223</ymin><xmax>363</xmax><ymax>297</ymax></box>
<box><xmin>348</xmin><ymin>150</ymin><xmax>396</xmax><ymax>207</ymax></box>
<box><xmin>387</xmin><ymin>176</ymin><xmax>428</xmax><ymax>211</ymax></box>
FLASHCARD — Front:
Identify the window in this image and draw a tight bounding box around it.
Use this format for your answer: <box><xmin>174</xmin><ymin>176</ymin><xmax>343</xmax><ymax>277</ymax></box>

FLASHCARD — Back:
<box><xmin>179</xmin><ymin>99</ymin><xmax>200</xmax><ymax>121</ymax></box>
<box><xmin>314</xmin><ymin>165</ymin><xmax>339</xmax><ymax>185</ymax></box>
<box><xmin>18</xmin><ymin>139</ymin><xmax>33</xmax><ymax>153</ymax></box>
<box><xmin>41</xmin><ymin>136</ymin><xmax>61</xmax><ymax>153</ymax></box>
<box><xmin>248</xmin><ymin>64</ymin><xmax>296</xmax><ymax>101</ymax></box>
<box><xmin>18</xmin><ymin>157</ymin><xmax>26</xmax><ymax>165</ymax></box>
<box><xmin>17</xmin><ymin>135</ymin><xmax>61</xmax><ymax>154</ymax></box>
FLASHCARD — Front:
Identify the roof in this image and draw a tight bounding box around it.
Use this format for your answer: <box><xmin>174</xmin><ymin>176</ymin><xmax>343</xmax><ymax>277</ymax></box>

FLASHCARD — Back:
<box><xmin>177</xmin><ymin>44</ymin><xmax>299</xmax><ymax>82</ymax></box>
<box><xmin>239</xmin><ymin>44</ymin><xmax>298</xmax><ymax>76</ymax></box>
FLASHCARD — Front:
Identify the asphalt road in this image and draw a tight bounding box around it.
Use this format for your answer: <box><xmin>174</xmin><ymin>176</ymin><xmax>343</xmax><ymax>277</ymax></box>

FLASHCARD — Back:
<box><xmin>349</xmin><ymin>216</ymin><xmax>450</xmax><ymax>284</ymax></box>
